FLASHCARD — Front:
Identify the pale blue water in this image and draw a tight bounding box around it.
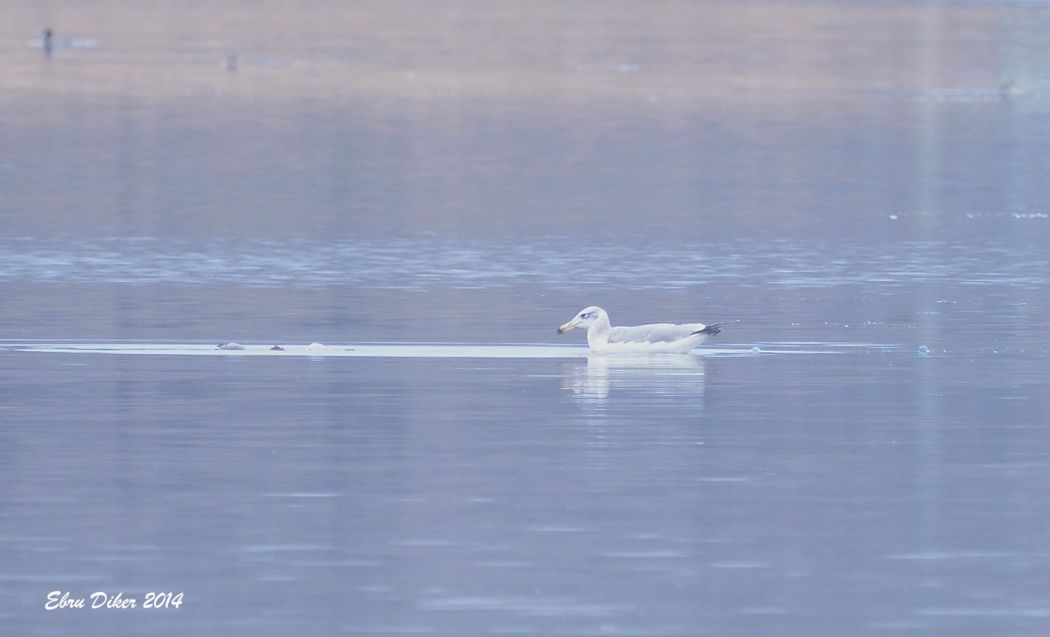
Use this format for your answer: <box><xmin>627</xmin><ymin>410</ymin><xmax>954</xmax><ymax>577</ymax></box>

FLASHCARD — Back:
<box><xmin>3</xmin><ymin>1</ymin><xmax>1050</xmax><ymax>635</ymax></box>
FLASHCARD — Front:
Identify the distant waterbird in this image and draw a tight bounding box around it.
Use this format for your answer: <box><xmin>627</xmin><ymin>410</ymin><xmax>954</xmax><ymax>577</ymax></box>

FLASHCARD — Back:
<box><xmin>31</xmin><ymin>29</ymin><xmax>97</xmax><ymax>54</ymax></box>
<box><xmin>557</xmin><ymin>306</ymin><xmax>722</xmax><ymax>353</ymax></box>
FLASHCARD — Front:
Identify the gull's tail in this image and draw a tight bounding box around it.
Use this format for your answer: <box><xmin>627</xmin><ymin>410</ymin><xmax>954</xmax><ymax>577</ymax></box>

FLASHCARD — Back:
<box><xmin>691</xmin><ymin>323</ymin><xmax>723</xmax><ymax>337</ymax></box>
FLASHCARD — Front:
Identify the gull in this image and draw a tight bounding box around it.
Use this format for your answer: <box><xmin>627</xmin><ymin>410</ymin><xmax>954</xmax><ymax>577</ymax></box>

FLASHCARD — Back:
<box><xmin>557</xmin><ymin>306</ymin><xmax>721</xmax><ymax>353</ymax></box>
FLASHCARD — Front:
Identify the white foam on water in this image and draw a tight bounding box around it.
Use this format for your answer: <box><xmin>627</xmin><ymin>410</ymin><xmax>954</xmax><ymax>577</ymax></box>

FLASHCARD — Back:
<box><xmin>0</xmin><ymin>341</ymin><xmax>825</xmax><ymax>359</ymax></box>
<box><xmin>2</xmin><ymin>342</ymin><xmax>588</xmax><ymax>359</ymax></box>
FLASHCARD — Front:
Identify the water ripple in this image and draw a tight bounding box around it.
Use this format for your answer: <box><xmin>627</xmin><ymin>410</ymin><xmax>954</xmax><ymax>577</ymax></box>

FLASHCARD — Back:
<box><xmin>0</xmin><ymin>237</ymin><xmax>1046</xmax><ymax>290</ymax></box>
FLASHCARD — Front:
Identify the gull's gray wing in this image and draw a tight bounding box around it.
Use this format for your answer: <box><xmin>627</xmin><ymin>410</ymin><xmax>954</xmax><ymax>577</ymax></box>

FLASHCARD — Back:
<box><xmin>606</xmin><ymin>322</ymin><xmax>710</xmax><ymax>344</ymax></box>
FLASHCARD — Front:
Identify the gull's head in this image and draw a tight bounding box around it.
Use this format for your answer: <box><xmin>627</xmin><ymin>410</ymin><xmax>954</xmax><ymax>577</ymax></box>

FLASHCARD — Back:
<box><xmin>558</xmin><ymin>306</ymin><xmax>606</xmax><ymax>334</ymax></box>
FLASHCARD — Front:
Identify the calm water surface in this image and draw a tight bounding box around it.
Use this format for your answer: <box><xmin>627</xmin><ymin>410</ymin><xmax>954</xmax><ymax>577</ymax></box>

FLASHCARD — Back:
<box><xmin>2</xmin><ymin>1</ymin><xmax>1050</xmax><ymax>636</ymax></box>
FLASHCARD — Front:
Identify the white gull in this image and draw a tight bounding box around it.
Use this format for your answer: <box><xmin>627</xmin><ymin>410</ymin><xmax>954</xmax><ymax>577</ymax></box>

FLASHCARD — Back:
<box><xmin>557</xmin><ymin>306</ymin><xmax>721</xmax><ymax>353</ymax></box>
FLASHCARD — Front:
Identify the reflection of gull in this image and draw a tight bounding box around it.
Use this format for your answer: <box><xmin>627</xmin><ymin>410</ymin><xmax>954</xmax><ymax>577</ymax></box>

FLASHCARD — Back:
<box><xmin>557</xmin><ymin>306</ymin><xmax>721</xmax><ymax>353</ymax></box>
<box><xmin>562</xmin><ymin>354</ymin><xmax>706</xmax><ymax>402</ymax></box>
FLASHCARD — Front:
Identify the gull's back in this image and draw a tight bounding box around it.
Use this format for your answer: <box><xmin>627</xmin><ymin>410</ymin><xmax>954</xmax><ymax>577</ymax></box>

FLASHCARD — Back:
<box><xmin>606</xmin><ymin>322</ymin><xmax>709</xmax><ymax>344</ymax></box>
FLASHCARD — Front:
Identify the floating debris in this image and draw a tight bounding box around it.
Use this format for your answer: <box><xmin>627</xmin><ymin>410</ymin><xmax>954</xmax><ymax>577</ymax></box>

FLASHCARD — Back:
<box><xmin>270</xmin><ymin>345</ymin><xmax>285</xmax><ymax>351</ymax></box>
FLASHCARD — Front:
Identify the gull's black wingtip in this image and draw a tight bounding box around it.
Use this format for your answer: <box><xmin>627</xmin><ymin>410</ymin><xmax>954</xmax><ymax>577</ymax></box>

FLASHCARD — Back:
<box><xmin>691</xmin><ymin>323</ymin><xmax>723</xmax><ymax>337</ymax></box>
